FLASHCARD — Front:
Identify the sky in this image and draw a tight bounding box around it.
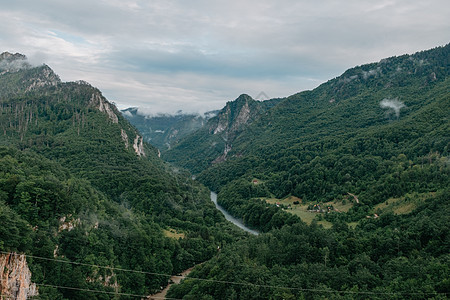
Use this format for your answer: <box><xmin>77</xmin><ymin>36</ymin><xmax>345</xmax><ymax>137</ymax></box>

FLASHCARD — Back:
<box><xmin>1</xmin><ymin>0</ymin><xmax>449</xmax><ymax>114</ymax></box>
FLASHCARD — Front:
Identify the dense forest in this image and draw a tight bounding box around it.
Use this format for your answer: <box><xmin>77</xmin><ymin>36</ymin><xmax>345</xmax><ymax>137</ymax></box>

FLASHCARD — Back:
<box><xmin>162</xmin><ymin>45</ymin><xmax>450</xmax><ymax>298</ymax></box>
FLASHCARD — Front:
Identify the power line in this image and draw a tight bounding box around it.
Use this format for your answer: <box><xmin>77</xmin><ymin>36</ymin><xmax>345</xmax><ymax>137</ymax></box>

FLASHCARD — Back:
<box><xmin>1</xmin><ymin>251</ymin><xmax>447</xmax><ymax>297</ymax></box>
<box><xmin>0</xmin><ymin>251</ymin><xmax>168</xmax><ymax>277</ymax></box>
<box><xmin>33</xmin><ymin>283</ymin><xmax>182</xmax><ymax>300</ymax></box>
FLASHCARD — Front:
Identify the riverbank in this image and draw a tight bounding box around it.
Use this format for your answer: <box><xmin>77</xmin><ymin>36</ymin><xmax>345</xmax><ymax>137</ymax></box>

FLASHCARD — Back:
<box><xmin>210</xmin><ymin>191</ymin><xmax>259</xmax><ymax>235</ymax></box>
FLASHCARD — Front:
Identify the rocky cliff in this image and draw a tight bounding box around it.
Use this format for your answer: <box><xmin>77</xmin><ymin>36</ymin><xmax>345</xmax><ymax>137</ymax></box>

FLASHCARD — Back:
<box><xmin>0</xmin><ymin>253</ymin><xmax>38</xmax><ymax>300</ymax></box>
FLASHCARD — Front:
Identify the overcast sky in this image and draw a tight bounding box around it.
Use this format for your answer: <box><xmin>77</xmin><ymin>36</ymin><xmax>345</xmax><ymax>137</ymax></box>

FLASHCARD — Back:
<box><xmin>1</xmin><ymin>0</ymin><xmax>449</xmax><ymax>114</ymax></box>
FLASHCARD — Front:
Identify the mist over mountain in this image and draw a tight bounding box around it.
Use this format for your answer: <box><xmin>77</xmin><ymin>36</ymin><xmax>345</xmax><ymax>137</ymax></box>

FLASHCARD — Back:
<box><xmin>121</xmin><ymin>107</ymin><xmax>219</xmax><ymax>151</ymax></box>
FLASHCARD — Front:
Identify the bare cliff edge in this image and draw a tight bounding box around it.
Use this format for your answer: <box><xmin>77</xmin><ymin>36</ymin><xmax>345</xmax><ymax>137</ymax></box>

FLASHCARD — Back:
<box><xmin>0</xmin><ymin>253</ymin><xmax>38</xmax><ymax>300</ymax></box>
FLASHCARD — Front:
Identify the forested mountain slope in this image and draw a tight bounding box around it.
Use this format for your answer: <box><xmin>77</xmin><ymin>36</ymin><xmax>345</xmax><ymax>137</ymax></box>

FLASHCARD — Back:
<box><xmin>164</xmin><ymin>45</ymin><xmax>450</xmax><ymax>299</ymax></box>
<box><xmin>166</xmin><ymin>44</ymin><xmax>449</xmax><ymax>205</ymax></box>
<box><xmin>164</xmin><ymin>94</ymin><xmax>282</xmax><ymax>173</ymax></box>
<box><xmin>0</xmin><ymin>52</ymin><xmax>241</xmax><ymax>299</ymax></box>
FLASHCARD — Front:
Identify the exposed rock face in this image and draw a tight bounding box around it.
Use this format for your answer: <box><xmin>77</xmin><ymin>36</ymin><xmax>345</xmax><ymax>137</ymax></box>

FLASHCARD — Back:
<box><xmin>211</xmin><ymin>94</ymin><xmax>254</xmax><ymax>136</ymax></box>
<box><xmin>230</xmin><ymin>101</ymin><xmax>250</xmax><ymax>132</ymax></box>
<box><xmin>213</xmin><ymin>109</ymin><xmax>228</xmax><ymax>134</ymax></box>
<box><xmin>0</xmin><ymin>52</ymin><xmax>60</xmax><ymax>90</ymax></box>
<box><xmin>121</xmin><ymin>129</ymin><xmax>129</xmax><ymax>149</ymax></box>
<box><xmin>25</xmin><ymin>65</ymin><xmax>60</xmax><ymax>91</ymax></box>
<box><xmin>209</xmin><ymin>95</ymin><xmax>257</xmax><ymax>163</ymax></box>
<box><xmin>90</xmin><ymin>92</ymin><xmax>119</xmax><ymax>123</ymax></box>
<box><xmin>0</xmin><ymin>253</ymin><xmax>38</xmax><ymax>300</ymax></box>
<box><xmin>212</xmin><ymin>144</ymin><xmax>232</xmax><ymax>164</ymax></box>
<box><xmin>0</xmin><ymin>52</ymin><xmax>27</xmax><ymax>61</ymax></box>
<box><xmin>133</xmin><ymin>135</ymin><xmax>146</xmax><ymax>157</ymax></box>
<box><xmin>58</xmin><ymin>215</ymin><xmax>81</xmax><ymax>232</ymax></box>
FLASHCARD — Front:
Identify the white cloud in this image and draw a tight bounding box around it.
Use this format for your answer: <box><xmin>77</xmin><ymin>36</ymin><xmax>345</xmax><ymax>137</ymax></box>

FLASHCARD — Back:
<box><xmin>380</xmin><ymin>98</ymin><xmax>406</xmax><ymax>118</ymax></box>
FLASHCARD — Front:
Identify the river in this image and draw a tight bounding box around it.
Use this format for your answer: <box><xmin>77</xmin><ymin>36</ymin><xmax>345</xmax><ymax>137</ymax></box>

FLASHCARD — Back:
<box><xmin>148</xmin><ymin>192</ymin><xmax>257</xmax><ymax>298</ymax></box>
<box><xmin>210</xmin><ymin>192</ymin><xmax>259</xmax><ymax>235</ymax></box>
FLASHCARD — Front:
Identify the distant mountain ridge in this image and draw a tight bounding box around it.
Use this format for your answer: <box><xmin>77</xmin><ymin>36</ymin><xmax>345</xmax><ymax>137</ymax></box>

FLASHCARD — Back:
<box><xmin>122</xmin><ymin>94</ymin><xmax>282</xmax><ymax>156</ymax></box>
<box><xmin>121</xmin><ymin>107</ymin><xmax>218</xmax><ymax>151</ymax></box>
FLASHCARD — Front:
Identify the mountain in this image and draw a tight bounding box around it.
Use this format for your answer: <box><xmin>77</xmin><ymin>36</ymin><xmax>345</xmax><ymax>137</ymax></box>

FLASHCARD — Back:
<box><xmin>0</xmin><ymin>52</ymin><xmax>241</xmax><ymax>299</ymax></box>
<box><xmin>166</xmin><ymin>44</ymin><xmax>449</xmax><ymax>201</ymax></box>
<box><xmin>163</xmin><ymin>45</ymin><xmax>449</xmax><ymax>298</ymax></box>
<box><xmin>121</xmin><ymin>108</ymin><xmax>218</xmax><ymax>151</ymax></box>
<box><xmin>0</xmin><ymin>52</ymin><xmax>60</xmax><ymax>97</ymax></box>
<box><xmin>163</xmin><ymin>94</ymin><xmax>283</xmax><ymax>173</ymax></box>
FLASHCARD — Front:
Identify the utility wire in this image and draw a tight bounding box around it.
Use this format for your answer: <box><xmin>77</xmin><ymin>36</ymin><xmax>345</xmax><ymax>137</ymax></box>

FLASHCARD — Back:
<box><xmin>33</xmin><ymin>283</ymin><xmax>182</xmax><ymax>300</ymax></box>
<box><xmin>1</xmin><ymin>251</ymin><xmax>447</xmax><ymax>297</ymax></box>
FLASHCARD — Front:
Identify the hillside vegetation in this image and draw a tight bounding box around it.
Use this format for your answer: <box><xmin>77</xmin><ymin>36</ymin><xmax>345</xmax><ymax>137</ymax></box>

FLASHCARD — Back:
<box><xmin>165</xmin><ymin>45</ymin><xmax>450</xmax><ymax>299</ymax></box>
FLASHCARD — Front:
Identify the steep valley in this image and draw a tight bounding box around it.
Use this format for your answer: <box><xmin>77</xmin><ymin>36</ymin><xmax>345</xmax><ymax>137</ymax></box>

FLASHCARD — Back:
<box><xmin>1</xmin><ymin>43</ymin><xmax>449</xmax><ymax>299</ymax></box>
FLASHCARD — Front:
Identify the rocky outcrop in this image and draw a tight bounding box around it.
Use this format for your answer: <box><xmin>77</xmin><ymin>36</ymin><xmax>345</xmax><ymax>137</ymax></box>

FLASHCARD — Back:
<box><xmin>0</xmin><ymin>253</ymin><xmax>38</xmax><ymax>300</ymax></box>
<box><xmin>211</xmin><ymin>94</ymin><xmax>256</xmax><ymax>136</ymax></box>
<box><xmin>0</xmin><ymin>52</ymin><xmax>30</xmax><ymax>73</ymax></box>
<box><xmin>209</xmin><ymin>95</ymin><xmax>257</xmax><ymax>163</ymax></box>
<box><xmin>58</xmin><ymin>215</ymin><xmax>81</xmax><ymax>232</ymax></box>
<box><xmin>0</xmin><ymin>52</ymin><xmax>27</xmax><ymax>61</ymax></box>
<box><xmin>0</xmin><ymin>52</ymin><xmax>60</xmax><ymax>89</ymax></box>
<box><xmin>133</xmin><ymin>135</ymin><xmax>146</xmax><ymax>157</ymax></box>
<box><xmin>230</xmin><ymin>101</ymin><xmax>250</xmax><ymax>132</ymax></box>
<box><xmin>25</xmin><ymin>65</ymin><xmax>60</xmax><ymax>91</ymax></box>
<box><xmin>90</xmin><ymin>92</ymin><xmax>119</xmax><ymax>124</ymax></box>
<box><xmin>121</xmin><ymin>129</ymin><xmax>129</xmax><ymax>149</ymax></box>
<box><xmin>212</xmin><ymin>144</ymin><xmax>232</xmax><ymax>164</ymax></box>
<box><xmin>213</xmin><ymin>109</ymin><xmax>229</xmax><ymax>134</ymax></box>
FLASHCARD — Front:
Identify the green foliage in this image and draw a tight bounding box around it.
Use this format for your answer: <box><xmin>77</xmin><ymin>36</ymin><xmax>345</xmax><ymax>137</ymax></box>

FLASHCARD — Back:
<box><xmin>163</xmin><ymin>94</ymin><xmax>283</xmax><ymax>174</ymax></box>
<box><xmin>169</xmin><ymin>189</ymin><xmax>450</xmax><ymax>299</ymax></box>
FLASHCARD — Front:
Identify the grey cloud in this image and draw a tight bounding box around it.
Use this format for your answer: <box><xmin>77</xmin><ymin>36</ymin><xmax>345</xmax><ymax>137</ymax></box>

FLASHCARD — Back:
<box><xmin>1</xmin><ymin>0</ymin><xmax>449</xmax><ymax>113</ymax></box>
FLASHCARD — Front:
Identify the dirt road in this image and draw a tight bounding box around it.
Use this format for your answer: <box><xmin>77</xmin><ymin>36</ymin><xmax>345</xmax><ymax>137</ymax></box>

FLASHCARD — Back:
<box><xmin>148</xmin><ymin>266</ymin><xmax>195</xmax><ymax>299</ymax></box>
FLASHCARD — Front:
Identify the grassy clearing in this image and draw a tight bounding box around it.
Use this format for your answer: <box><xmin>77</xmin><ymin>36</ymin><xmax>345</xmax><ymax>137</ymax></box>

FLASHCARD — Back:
<box><xmin>373</xmin><ymin>192</ymin><xmax>432</xmax><ymax>215</ymax></box>
<box><xmin>163</xmin><ymin>228</ymin><xmax>185</xmax><ymax>239</ymax></box>
<box><xmin>261</xmin><ymin>196</ymin><xmax>334</xmax><ymax>228</ymax></box>
<box><xmin>323</xmin><ymin>199</ymin><xmax>353</xmax><ymax>213</ymax></box>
